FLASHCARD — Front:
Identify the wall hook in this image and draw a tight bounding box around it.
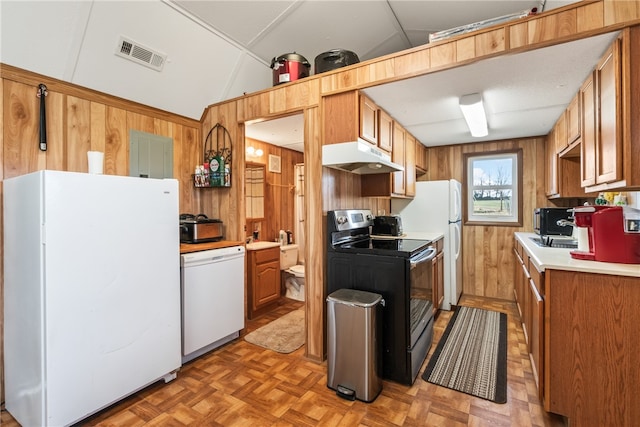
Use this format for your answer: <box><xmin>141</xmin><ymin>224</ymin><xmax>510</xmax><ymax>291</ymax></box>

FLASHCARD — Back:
<box><xmin>36</xmin><ymin>83</ymin><xmax>48</xmax><ymax>98</ymax></box>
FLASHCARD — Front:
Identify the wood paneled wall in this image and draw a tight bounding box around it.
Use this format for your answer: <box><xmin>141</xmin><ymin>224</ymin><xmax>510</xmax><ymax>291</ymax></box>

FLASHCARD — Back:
<box><xmin>245</xmin><ymin>136</ymin><xmax>304</xmax><ymax>242</ymax></box>
<box><xmin>0</xmin><ymin>65</ymin><xmax>202</xmax><ymax>403</ymax></box>
<box><xmin>321</xmin><ymin>168</ymin><xmax>391</xmax><ymax>215</ymax></box>
<box><xmin>427</xmin><ymin>137</ymin><xmax>547</xmax><ymax>300</ymax></box>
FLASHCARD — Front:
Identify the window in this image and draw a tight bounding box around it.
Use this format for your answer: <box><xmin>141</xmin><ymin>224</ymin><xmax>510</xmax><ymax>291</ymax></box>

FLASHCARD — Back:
<box><xmin>463</xmin><ymin>150</ymin><xmax>522</xmax><ymax>226</ymax></box>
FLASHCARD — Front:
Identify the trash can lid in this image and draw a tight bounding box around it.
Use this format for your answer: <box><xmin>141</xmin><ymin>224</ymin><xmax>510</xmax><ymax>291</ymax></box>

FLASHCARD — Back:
<box><xmin>327</xmin><ymin>288</ymin><xmax>383</xmax><ymax>307</ymax></box>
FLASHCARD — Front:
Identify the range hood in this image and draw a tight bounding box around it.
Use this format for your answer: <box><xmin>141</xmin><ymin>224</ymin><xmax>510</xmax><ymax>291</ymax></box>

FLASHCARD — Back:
<box><xmin>322</xmin><ymin>139</ymin><xmax>404</xmax><ymax>174</ymax></box>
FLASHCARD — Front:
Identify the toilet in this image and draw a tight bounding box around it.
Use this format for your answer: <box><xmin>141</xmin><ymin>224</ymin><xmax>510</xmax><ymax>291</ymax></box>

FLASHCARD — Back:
<box><xmin>280</xmin><ymin>244</ymin><xmax>305</xmax><ymax>301</ymax></box>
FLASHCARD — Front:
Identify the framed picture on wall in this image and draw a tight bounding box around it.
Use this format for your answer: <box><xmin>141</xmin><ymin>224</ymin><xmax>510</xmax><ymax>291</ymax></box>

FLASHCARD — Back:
<box><xmin>268</xmin><ymin>154</ymin><xmax>281</xmax><ymax>173</ymax></box>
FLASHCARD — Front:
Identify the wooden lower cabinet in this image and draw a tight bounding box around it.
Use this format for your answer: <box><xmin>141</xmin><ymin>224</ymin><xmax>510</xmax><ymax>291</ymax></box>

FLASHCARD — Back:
<box><xmin>513</xmin><ymin>239</ymin><xmax>544</xmax><ymax>400</ymax></box>
<box><xmin>247</xmin><ymin>246</ymin><xmax>281</xmax><ymax>319</ymax></box>
<box><xmin>528</xmin><ymin>268</ymin><xmax>544</xmax><ymax>398</ymax></box>
<box><xmin>544</xmin><ymin>269</ymin><xmax>640</xmax><ymax>427</ymax></box>
<box><xmin>515</xmin><ymin>236</ymin><xmax>640</xmax><ymax>426</ymax></box>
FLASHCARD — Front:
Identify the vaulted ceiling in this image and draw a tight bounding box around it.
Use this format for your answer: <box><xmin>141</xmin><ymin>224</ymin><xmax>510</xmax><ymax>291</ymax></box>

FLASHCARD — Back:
<box><xmin>2</xmin><ymin>0</ymin><xmax>613</xmax><ymax>151</ymax></box>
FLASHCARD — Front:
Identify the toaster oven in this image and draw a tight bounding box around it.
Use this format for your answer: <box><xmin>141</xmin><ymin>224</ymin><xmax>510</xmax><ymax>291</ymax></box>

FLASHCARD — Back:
<box><xmin>180</xmin><ymin>214</ymin><xmax>224</xmax><ymax>243</ymax></box>
<box><xmin>372</xmin><ymin>215</ymin><xmax>403</xmax><ymax>236</ymax></box>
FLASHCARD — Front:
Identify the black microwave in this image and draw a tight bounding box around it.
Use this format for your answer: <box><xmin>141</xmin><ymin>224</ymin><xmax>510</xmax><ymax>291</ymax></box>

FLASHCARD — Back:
<box><xmin>533</xmin><ymin>208</ymin><xmax>574</xmax><ymax>236</ymax></box>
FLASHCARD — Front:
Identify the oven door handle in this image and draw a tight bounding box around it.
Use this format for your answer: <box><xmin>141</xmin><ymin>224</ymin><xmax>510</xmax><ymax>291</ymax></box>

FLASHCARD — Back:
<box><xmin>410</xmin><ymin>246</ymin><xmax>437</xmax><ymax>267</ymax></box>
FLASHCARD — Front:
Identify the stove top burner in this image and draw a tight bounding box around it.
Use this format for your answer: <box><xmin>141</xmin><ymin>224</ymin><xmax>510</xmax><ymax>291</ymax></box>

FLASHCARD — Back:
<box><xmin>337</xmin><ymin>237</ymin><xmax>432</xmax><ymax>258</ymax></box>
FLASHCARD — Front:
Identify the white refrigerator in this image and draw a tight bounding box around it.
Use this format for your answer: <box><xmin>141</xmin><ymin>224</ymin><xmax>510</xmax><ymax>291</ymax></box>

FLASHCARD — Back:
<box><xmin>3</xmin><ymin>170</ymin><xmax>181</xmax><ymax>427</ymax></box>
<box><xmin>392</xmin><ymin>179</ymin><xmax>462</xmax><ymax>310</ymax></box>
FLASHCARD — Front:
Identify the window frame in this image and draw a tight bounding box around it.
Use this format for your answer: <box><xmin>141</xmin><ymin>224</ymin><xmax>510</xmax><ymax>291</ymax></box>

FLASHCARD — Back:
<box><xmin>463</xmin><ymin>149</ymin><xmax>523</xmax><ymax>227</ymax></box>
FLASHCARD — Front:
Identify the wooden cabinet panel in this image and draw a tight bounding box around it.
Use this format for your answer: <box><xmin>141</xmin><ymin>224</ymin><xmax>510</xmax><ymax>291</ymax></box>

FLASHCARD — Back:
<box><xmin>392</xmin><ymin>122</ymin><xmax>406</xmax><ymax>196</ymax></box>
<box><xmin>359</xmin><ymin>95</ymin><xmax>378</xmax><ymax>145</ymax></box>
<box><xmin>254</xmin><ymin>262</ymin><xmax>280</xmax><ymax>306</ymax></box>
<box><xmin>435</xmin><ymin>250</ymin><xmax>444</xmax><ymax>311</ymax></box>
<box><xmin>430</xmin><ymin>238</ymin><xmax>445</xmax><ymax>314</ymax></box>
<box><xmin>554</xmin><ymin>110</ymin><xmax>567</xmax><ymax>154</ymax></box>
<box><xmin>545</xmin><ymin>269</ymin><xmax>640</xmax><ymax>426</ymax></box>
<box><xmin>581</xmin><ymin>37</ymin><xmax>624</xmax><ymax>190</ymax></box>
<box><xmin>547</xmin><ymin>107</ymin><xmax>586</xmax><ymax>199</ymax></box>
<box><xmin>595</xmin><ymin>41</ymin><xmax>623</xmax><ymax>184</ymax></box>
<box><xmin>580</xmin><ymin>73</ymin><xmax>597</xmax><ymax>187</ymax></box>
<box><xmin>378</xmin><ymin>109</ymin><xmax>393</xmax><ymax>153</ymax></box>
<box><xmin>247</xmin><ymin>246</ymin><xmax>281</xmax><ymax>319</ymax></box>
<box><xmin>545</xmin><ymin>129</ymin><xmax>559</xmax><ymax>197</ymax></box>
<box><xmin>566</xmin><ymin>94</ymin><xmax>581</xmax><ymax>145</ymax></box>
<box><xmin>513</xmin><ymin>238</ymin><xmax>544</xmax><ymax>402</ymax></box>
<box><xmin>513</xmin><ymin>245</ymin><xmax>524</xmax><ymax>319</ymax></box>
<box><xmin>323</xmin><ymin>91</ymin><xmax>359</xmax><ymax>145</ymax></box>
<box><xmin>405</xmin><ymin>133</ymin><xmax>416</xmax><ymax>197</ymax></box>
<box><xmin>529</xmin><ymin>277</ymin><xmax>544</xmax><ymax>399</ymax></box>
<box><xmin>415</xmin><ymin>141</ymin><xmax>427</xmax><ymax>173</ymax></box>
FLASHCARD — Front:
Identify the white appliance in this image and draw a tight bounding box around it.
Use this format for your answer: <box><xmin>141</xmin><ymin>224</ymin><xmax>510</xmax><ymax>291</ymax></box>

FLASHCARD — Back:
<box><xmin>181</xmin><ymin>246</ymin><xmax>245</xmax><ymax>363</ymax></box>
<box><xmin>3</xmin><ymin>170</ymin><xmax>181</xmax><ymax>427</ymax></box>
<box><xmin>392</xmin><ymin>179</ymin><xmax>463</xmax><ymax>310</ymax></box>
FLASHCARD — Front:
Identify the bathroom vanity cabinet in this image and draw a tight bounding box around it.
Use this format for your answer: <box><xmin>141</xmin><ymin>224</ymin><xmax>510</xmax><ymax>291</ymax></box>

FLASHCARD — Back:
<box><xmin>247</xmin><ymin>245</ymin><xmax>281</xmax><ymax>319</ymax></box>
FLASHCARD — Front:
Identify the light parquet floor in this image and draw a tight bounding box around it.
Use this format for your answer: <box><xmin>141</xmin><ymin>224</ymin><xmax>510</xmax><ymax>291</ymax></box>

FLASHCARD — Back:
<box><xmin>1</xmin><ymin>295</ymin><xmax>566</xmax><ymax>426</ymax></box>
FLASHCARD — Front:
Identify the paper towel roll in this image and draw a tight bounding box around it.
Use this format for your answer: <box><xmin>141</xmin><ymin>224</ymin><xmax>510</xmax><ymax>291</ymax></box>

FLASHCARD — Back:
<box><xmin>87</xmin><ymin>151</ymin><xmax>104</xmax><ymax>174</ymax></box>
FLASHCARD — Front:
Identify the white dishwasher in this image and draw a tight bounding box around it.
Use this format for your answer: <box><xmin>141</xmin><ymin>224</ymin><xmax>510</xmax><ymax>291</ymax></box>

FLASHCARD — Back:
<box><xmin>180</xmin><ymin>245</ymin><xmax>245</xmax><ymax>363</ymax></box>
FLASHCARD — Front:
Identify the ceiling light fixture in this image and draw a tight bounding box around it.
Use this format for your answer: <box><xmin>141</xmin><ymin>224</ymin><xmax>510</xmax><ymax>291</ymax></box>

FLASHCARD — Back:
<box><xmin>459</xmin><ymin>93</ymin><xmax>488</xmax><ymax>137</ymax></box>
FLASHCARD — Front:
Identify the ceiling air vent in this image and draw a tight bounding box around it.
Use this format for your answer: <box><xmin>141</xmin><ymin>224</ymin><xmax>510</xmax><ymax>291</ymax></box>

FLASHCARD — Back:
<box><xmin>115</xmin><ymin>36</ymin><xmax>166</xmax><ymax>72</ymax></box>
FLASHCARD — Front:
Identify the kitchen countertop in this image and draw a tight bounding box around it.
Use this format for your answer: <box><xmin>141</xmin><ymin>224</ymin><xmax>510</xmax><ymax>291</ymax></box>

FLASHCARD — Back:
<box><xmin>515</xmin><ymin>232</ymin><xmax>640</xmax><ymax>277</ymax></box>
<box><xmin>180</xmin><ymin>240</ymin><xmax>244</xmax><ymax>254</ymax></box>
<box><xmin>403</xmin><ymin>231</ymin><xmax>445</xmax><ymax>242</ymax></box>
<box><xmin>245</xmin><ymin>241</ymin><xmax>281</xmax><ymax>251</ymax></box>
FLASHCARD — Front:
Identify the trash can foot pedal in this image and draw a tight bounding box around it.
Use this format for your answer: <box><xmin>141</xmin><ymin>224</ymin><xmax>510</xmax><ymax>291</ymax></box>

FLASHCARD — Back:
<box><xmin>336</xmin><ymin>385</ymin><xmax>356</xmax><ymax>401</ymax></box>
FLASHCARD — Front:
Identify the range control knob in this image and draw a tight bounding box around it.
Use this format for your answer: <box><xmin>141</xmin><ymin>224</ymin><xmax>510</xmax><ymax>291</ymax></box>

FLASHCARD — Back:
<box><xmin>336</xmin><ymin>216</ymin><xmax>348</xmax><ymax>225</ymax></box>
<box><xmin>365</xmin><ymin>214</ymin><xmax>373</xmax><ymax>221</ymax></box>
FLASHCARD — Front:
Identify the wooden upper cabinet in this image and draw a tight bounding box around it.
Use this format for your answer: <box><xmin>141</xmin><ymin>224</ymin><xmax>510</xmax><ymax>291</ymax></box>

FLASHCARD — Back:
<box><xmin>580</xmin><ymin>72</ymin><xmax>597</xmax><ymax>187</ymax></box>
<box><xmin>392</xmin><ymin>122</ymin><xmax>406</xmax><ymax>196</ymax></box>
<box><xmin>546</xmin><ymin>111</ymin><xmax>586</xmax><ymax>199</ymax></box>
<box><xmin>595</xmin><ymin>40</ymin><xmax>623</xmax><ymax>185</ymax></box>
<box><xmin>323</xmin><ymin>91</ymin><xmax>384</xmax><ymax>149</ymax></box>
<box><xmin>554</xmin><ymin>111</ymin><xmax>567</xmax><ymax>154</ymax></box>
<box><xmin>545</xmin><ymin>127</ymin><xmax>559</xmax><ymax>197</ymax></box>
<box><xmin>323</xmin><ymin>91</ymin><xmax>359</xmax><ymax>145</ymax></box>
<box><xmin>415</xmin><ymin>141</ymin><xmax>427</xmax><ymax>173</ymax></box>
<box><xmin>566</xmin><ymin>94</ymin><xmax>581</xmax><ymax>146</ymax></box>
<box><xmin>359</xmin><ymin>95</ymin><xmax>378</xmax><ymax>145</ymax></box>
<box><xmin>580</xmin><ymin>37</ymin><xmax>623</xmax><ymax>189</ymax></box>
<box><xmin>404</xmin><ymin>133</ymin><xmax>416</xmax><ymax>197</ymax></box>
<box><xmin>378</xmin><ymin>109</ymin><xmax>393</xmax><ymax>153</ymax></box>
<box><xmin>361</xmin><ymin>125</ymin><xmax>419</xmax><ymax>199</ymax></box>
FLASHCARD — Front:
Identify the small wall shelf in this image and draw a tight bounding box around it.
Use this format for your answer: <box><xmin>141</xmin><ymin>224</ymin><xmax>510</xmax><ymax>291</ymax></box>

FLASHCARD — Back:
<box><xmin>195</xmin><ymin>123</ymin><xmax>232</xmax><ymax>188</ymax></box>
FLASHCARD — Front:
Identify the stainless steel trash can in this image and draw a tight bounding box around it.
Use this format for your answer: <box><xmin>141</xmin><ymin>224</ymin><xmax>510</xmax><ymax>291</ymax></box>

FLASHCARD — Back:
<box><xmin>326</xmin><ymin>288</ymin><xmax>384</xmax><ymax>402</ymax></box>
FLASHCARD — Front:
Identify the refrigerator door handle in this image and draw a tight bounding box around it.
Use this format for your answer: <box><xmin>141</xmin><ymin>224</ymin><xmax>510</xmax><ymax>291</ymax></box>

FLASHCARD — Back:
<box><xmin>450</xmin><ymin>179</ymin><xmax>463</xmax><ymax>222</ymax></box>
<box><xmin>452</xmin><ymin>222</ymin><xmax>462</xmax><ymax>260</ymax></box>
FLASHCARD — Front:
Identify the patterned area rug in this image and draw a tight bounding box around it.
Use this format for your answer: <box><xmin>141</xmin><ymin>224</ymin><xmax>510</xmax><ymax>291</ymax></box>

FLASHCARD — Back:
<box><xmin>244</xmin><ymin>309</ymin><xmax>305</xmax><ymax>353</ymax></box>
<box><xmin>422</xmin><ymin>306</ymin><xmax>507</xmax><ymax>403</ymax></box>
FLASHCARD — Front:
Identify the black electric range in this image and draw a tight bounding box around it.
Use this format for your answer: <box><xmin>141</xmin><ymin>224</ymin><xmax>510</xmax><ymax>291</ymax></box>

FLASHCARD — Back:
<box><xmin>326</xmin><ymin>209</ymin><xmax>435</xmax><ymax>385</ymax></box>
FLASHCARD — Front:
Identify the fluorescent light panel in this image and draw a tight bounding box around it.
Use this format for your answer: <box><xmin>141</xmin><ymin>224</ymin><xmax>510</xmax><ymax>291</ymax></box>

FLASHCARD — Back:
<box><xmin>459</xmin><ymin>93</ymin><xmax>488</xmax><ymax>137</ymax></box>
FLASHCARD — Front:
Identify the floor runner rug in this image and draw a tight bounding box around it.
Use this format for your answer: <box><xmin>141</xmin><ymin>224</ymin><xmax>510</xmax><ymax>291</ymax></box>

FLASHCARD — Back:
<box><xmin>244</xmin><ymin>309</ymin><xmax>305</xmax><ymax>353</ymax></box>
<box><xmin>421</xmin><ymin>306</ymin><xmax>507</xmax><ymax>403</ymax></box>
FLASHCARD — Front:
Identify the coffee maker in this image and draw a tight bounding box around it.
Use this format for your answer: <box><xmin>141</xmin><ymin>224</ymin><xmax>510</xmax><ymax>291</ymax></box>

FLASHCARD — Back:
<box><xmin>570</xmin><ymin>206</ymin><xmax>640</xmax><ymax>264</ymax></box>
